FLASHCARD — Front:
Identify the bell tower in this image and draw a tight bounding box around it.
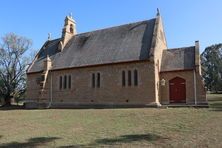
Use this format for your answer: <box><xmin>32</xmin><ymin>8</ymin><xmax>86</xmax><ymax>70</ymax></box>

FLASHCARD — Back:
<box><xmin>59</xmin><ymin>13</ymin><xmax>76</xmax><ymax>51</ymax></box>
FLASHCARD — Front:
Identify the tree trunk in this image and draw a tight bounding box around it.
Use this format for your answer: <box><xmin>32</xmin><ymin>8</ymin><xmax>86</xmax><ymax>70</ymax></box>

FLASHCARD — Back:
<box><xmin>3</xmin><ymin>97</ymin><xmax>11</xmax><ymax>106</ymax></box>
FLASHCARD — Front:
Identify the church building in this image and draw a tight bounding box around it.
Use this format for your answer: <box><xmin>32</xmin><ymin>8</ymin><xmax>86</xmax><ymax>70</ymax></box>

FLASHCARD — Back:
<box><xmin>26</xmin><ymin>11</ymin><xmax>206</xmax><ymax>108</ymax></box>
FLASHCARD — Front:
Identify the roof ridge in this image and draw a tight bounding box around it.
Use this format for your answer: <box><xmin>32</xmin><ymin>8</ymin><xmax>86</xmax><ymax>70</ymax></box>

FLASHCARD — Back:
<box><xmin>48</xmin><ymin>38</ymin><xmax>61</xmax><ymax>42</ymax></box>
<box><xmin>28</xmin><ymin>18</ymin><xmax>156</xmax><ymax>73</ymax></box>
<box><xmin>167</xmin><ymin>46</ymin><xmax>195</xmax><ymax>51</ymax></box>
<box><xmin>74</xmin><ymin>18</ymin><xmax>156</xmax><ymax>37</ymax></box>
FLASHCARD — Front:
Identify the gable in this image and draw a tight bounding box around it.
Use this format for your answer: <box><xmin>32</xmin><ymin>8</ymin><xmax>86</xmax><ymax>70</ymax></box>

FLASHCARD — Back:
<box><xmin>38</xmin><ymin>39</ymin><xmax>61</xmax><ymax>60</ymax></box>
<box><xmin>27</xmin><ymin>19</ymin><xmax>156</xmax><ymax>73</ymax></box>
<box><xmin>27</xmin><ymin>39</ymin><xmax>61</xmax><ymax>73</ymax></box>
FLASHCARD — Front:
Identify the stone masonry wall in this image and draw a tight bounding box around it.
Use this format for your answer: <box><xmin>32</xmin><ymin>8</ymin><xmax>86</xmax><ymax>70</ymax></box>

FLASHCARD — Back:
<box><xmin>26</xmin><ymin>61</ymin><xmax>157</xmax><ymax>107</ymax></box>
<box><xmin>152</xmin><ymin>16</ymin><xmax>168</xmax><ymax>104</ymax></box>
<box><xmin>160</xmin><ymin>70</ymin><xmax>206</xmax><ymax>104</ymax></box>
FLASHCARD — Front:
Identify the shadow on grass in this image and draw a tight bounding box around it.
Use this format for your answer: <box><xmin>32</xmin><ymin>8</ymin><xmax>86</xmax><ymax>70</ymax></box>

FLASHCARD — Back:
<box><xmin>95</xmin><ymin>134</ymin><xmax>162</xmax><ymax>144</ymax></box>
<box><xmin>0</xmin><ymin>105</ymin><xmax>25</xmax><ymax>111</ymax></box>
<box><xmin>0</xmin><ymin>137</ymin><xmax>60</xmax><ymax>148</ymax></box>
<box><xmin>60</xmin><ymin>133</ymin><xmax>168</xmax><ymax>147</ymax></box>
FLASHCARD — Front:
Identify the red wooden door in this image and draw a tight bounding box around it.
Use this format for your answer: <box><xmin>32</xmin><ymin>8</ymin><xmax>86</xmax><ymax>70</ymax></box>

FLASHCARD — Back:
<box><xmin>169</xmin><ymin>77</ymin><xmax>186</xmax><ymax>103</ymax></box>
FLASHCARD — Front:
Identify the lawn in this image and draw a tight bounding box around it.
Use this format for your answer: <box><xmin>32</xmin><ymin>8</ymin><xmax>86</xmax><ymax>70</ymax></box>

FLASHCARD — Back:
<box><xmin>207</xmin><ymin>93</ymin><xmax>222</xmax><ymax>110</ymax></box>
<box><xmin>0</xmin><ymin>95</ymin><xmax>221</xmax><ymax>148</ymax></box>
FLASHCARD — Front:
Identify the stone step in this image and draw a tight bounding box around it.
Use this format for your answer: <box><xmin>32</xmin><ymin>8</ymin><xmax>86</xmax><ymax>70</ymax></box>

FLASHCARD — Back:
<box><xmin>162</xmin><ymin>104</ymin><xmax>209</xmax><ymax>108</ymax></box>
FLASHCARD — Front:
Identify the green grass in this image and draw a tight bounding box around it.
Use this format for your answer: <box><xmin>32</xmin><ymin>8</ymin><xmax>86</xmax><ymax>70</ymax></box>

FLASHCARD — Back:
<box><xmin>0</xmin><ymin>95</ymin><xmax>221</xmax><ymax>147</ymax></box>
<box><xmin>207</xmin><ymin>93</ymin><xmax>222</xmax><ymax>110</ymax></box>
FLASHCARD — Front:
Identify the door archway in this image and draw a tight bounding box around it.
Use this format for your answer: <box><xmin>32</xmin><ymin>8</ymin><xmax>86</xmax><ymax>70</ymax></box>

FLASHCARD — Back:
<box><xmin>169</xmin><ymin>77</ymin><xmax>186</xmax><ymax>103</ymax></box>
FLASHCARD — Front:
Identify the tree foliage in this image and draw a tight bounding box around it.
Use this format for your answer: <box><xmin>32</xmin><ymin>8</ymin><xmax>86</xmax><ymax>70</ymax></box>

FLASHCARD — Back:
<box><xmin>0</xmin><ymin>33</ymin><xmax>32</xmax><ymax>105</ymax></box>
<box><xmin>201</xmin><ymin>43</ymin><xmax>222</xmax><ymax>92</ymax></box>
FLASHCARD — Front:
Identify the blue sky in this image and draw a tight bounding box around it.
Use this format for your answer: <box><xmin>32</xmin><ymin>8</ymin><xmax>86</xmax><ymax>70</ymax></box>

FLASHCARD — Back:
<box><xmin>0</xmin><ymin>0</ymin><xmax>221</xmax><ymax>53</ymax></box>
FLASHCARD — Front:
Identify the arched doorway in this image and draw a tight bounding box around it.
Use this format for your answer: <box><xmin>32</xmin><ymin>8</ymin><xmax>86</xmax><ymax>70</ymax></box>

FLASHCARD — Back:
<box><xmin>169</xmin><ymin>77</ymin><xmax>186</xmax><ymax>103</ymax></box>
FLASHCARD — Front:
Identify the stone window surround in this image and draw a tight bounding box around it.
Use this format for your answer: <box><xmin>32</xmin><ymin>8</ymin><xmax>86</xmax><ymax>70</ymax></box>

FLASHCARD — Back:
<box><xmin>91</xmin><ymin>72</ymin><xmax>101</xmax><ymax>88</ymax></box>
<box><xmin>59</xmin><ymin>74</ymin><xmax>72</xmax><ymax>90</ymax></box>
<box><xmin>122</xmin><ymin>69</ymin><xmax>139</xmax><ymax>87</ymax></box>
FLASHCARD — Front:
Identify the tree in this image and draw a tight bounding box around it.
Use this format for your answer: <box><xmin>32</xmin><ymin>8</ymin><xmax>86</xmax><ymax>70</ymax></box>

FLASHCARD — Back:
<box><xmin>0</xmin><ymin>33</ymin><xmax>32</xmax><ymax>106</ymax></box>
<box><xmin>201</xmin><ymin>43</ymin><xmax>222</xmax><ymax>92</ymax></box>
<box><xmin>0</xmin><ymin>77</ymin><xmax>3</xmax><ymax>105</ymax></box>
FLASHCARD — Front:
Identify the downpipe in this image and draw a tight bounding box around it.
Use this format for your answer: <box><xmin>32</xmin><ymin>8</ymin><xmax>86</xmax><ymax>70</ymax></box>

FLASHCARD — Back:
<box><xmin>193</xmin><ymin>70</ymin><xmax>197</xmax><ymax>105</ymax></box>
<box><xmin>47</xmin><ymin>71</ymin><xmax>53</xmax><ymax>108</ymax></box>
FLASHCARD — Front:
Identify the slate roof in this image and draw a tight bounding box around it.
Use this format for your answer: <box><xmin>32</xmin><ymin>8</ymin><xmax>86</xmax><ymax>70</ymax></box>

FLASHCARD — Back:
<box><xmin>28</xmin><ymin>39</ymin><xmax>61</xmax><ymax>73</ymax></box>
<box><xmin>38</xmin><ymin>39</ymin><xmax>61</xmax><ymax>59</ymax></box>
<box><xmin>28</xmin><ymin>19</ymin><xmax>156</xmax><ymax>73</ymax></box>
<box><xmin>160</xmin><ymin>47</ymin><xmax>195</xmax><ymax>72</ymax></box>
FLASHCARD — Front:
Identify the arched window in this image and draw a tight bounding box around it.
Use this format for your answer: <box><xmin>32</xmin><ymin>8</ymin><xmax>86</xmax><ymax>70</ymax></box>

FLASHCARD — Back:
<box><xmin>122</xmin><ymin>71</ymin><xmax>126</xmax><ymax>87</ymax></box>
<box><xmin>70</xmin><ymin>24</ymin><xmax>74</xmax><ymax>33</ymax></box>
<box><xmin>92</xmin><ymin>73</ymin><xmax>95</xmax><ymax>88</ymax></box>
<box><xmin>97</xmin><ymin>73</ymin><xmax>100</xmax><ymax>88</ymax></box>
<box><xmin>134</xmin><ymin>70</ymin><xmax>138</xmax><ymax>86</ymax></box>
<box><xmin>59</xmin><ymin>76</ymin><xmax>62</xmax><ymax>90</ymax></box>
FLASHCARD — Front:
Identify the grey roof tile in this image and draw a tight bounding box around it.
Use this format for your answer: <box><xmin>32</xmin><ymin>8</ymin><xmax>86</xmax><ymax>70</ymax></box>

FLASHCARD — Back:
<box><xmin>28</xmin><ymin>19</ymin><xmax>156</xmax><ymax>73</ymax></box>
<box><xmin>161</xmin><ymin>47</ymin><xmax>195</xmax><ymax>72</ymax></box>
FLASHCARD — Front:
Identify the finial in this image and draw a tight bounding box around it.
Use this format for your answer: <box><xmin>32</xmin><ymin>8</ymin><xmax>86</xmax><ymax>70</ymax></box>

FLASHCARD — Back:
<box><xmin>157</xmin><ymin>8</ymin><xmax>160</xmax><ymax>16</ymax></box>
<box><xmin>69</xmin><ymin>12</ymin><xmax>73</xmax><ymax>18</ymax></box>
<box><xmin>48</xmin><ymin>33</ymin><xmax>51</xmax><ymax>40</ymax></box>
